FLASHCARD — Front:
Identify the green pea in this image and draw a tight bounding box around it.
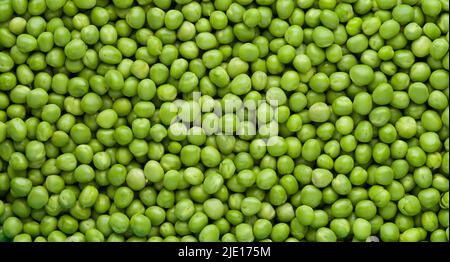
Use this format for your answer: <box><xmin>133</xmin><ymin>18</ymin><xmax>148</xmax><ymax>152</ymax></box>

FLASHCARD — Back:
<box><xmin>330</xmin><ymin>198</ymin><xmax>353</xmax><ymax>218</ymax></box>
<box><xmin>308</xmin><ymin>102</ymin><xmax>331</xmax><ymax>123</ymax></box>
<box><xmin>144</xmin><ymin>206</ymin><xmax>165</xmax><ymax>227</ymax></box>
<box><xmin>58</xmin><ymin>189</ymin><xmax>77</xmax><ymax>210</ymax></box>
<box><xmin>300</xmin><ymin>185</ymin><xmax>322</xmax><ymax>209</ymax></box>
<box><xmin>128</xmin><ymin>214</ymin><xmax>151</xmax><ymax>237</ymax></box>
<box><xmin>109</xmin><ymin>212</ymin><xmax>129</xmax><ymax>234</ymax></box>
<box><xmin>353</xmin><ymin>218</ymin><xmax>372</xmax><ymax>241</ymax></box>
<box><xmin>202</xmin><ymin>172</ymin><xmax>223</xmax><ymax>195</ymax></box>
<box><xmin>10</xmin><ymin>145</ymin><xmax>30</xmax><ymax>168</ymax></box>
<box><xmin>430</xmin><ymin>229</ymin><xmax>448</xmax><ymax>242</ymax></box>
<box><xmin>398</xmin><ymin>195</ymin><xmax>422</xmax><ymax>217</ymax></box>
<box><xmin>64</xmin><ymin>39</ymin><xmax>87</xmax><ymax>60</ymax></box>
<box><xmin>200</xmin><ymin>146</ymin><xmax>221</xmax><ymax>167</ymax></box>
<box><xmin>399</xmin><ymin>228</ymin><xmax>424</xmax><ymax>242</ymax></box>
<box><xmin>113</xmin><ymin>187</ymin><xmax>134</xmax><ymax>209</ymax></box>
<box><xmin>199</xmin><ymin>224</ymin><xmax>220</xmax><ymax>242</ymax></box>
<box><xmin>3</xmin><ymin>217</ymin><xmax>23</xmax><ymax>238</ymax></box>
<box><xmin>311</xmin><ymin>168</ymin><xmax>332</xmax><ymax>188</ymax></box>
<box><xmin>27</xmin><ymin>186</ymin><xmax>49</xmax><ymax>209</ymax></box>
<box><xmin>252</xmin><ymin>218</ymin><xmax>272</xmax><ymax>240</ymax></box>
<box><xmin>271</xmin><ymin>223</ymin><xmax>290</xmax><ymax>242</ymax></box>
<box><xmin>195</xmin><ymin>32</ymin><xmax>218</xmax><ymax>50</ymax></box>
<box><xmin>161</xmin><ymin>170</ymin><xmax>180</xmax><ymax>191</ymax></box>
<box><xmin>316</xmin><ymin>227</ymin><xmax>337</xmax><ymax>242</ymax></box>
<box><xmin>328</xmin><ymin>218</ymin><xmax>350</xmax><ymax>239</ymax></box>
<box><xmin>349</xmin><ymin>64</ymin><xmax>374</xmax><ymax>86</ymax></box>
<box><xmin>254</xmin><ymin>168</ymin><xmax>277</xmax><ymax>190</ymax></box>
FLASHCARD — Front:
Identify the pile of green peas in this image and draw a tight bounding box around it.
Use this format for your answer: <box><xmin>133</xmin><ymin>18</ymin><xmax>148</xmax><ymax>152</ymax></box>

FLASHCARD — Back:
<box><xmin>0</xmin><ymin>0</ymin><xmax>449</xmax><ymax>242</ymax></box>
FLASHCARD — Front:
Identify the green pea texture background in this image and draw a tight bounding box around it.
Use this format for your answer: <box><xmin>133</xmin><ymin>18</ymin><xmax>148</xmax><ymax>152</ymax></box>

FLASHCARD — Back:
<box><xmin>0</xmin><ymin>0</ymin><xmax>449</xmax><ymax>243</ymax></box>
